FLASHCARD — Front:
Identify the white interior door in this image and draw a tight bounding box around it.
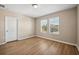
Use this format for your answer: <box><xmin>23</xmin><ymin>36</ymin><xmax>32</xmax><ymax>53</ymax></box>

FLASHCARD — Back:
<box><xmin>5</xmin><ymin>16</ymin><xmax>17</xmax><ymax>42</ymax></box>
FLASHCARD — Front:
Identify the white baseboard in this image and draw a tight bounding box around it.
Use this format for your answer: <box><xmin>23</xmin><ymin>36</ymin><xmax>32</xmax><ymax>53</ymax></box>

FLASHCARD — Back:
<box><xmin>24</xmin><ymin>35</ymin><xmax>35</xmax><ymax>39</ymax></box>
<box><xmin>36</xmin><ymin>35</ymin><xmax>76</xmax><ymax>46</ymax></box>
<box><xmin>0</xmin><ymin>42</ymin><xmax>6</xmax><ymax>46</ymax></box>
<box><xmin>18</xmin><ymin>35</ymin><xmax>35</xmax><ymax>40</ymax></box>
<box><xmin>76</xmin><ymin>45</ymin><xmax>79</xmax><ymax>52</ymax></box>
<box><xmin>0</xmin><ymin>35</ymin><xmax>35</xmax><ymax>45</ymax></box>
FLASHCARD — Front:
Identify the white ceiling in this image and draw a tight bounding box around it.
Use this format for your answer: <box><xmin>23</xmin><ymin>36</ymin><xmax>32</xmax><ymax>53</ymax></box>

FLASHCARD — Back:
<box><xmin>5</xmin><ymin>4</ymin><xmax>77</xmax><ymax>18</ymax></box>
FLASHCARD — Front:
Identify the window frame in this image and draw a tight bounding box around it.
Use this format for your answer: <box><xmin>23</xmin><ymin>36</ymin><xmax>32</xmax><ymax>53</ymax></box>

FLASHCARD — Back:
<box><xmin>40</xmin><ymin>19</ymin><xmax>48</xmax><ymax>33</ymax></box>
<box><xmin>40</xmin><ymin>16</ymin><xmax>60</xmax><ymax>35</ymax></box>
<box><xmin>48</xmin><ymin>16</ymin><xmax>60</xmax><ymax>35</ymax></box>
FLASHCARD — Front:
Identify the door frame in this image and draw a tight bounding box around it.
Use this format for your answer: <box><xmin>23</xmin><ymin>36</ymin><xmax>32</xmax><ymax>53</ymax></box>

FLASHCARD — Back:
<box><xmin>4</xmin><ymin>16</ymin><xmax>18</xmax><ymax>43</ymax></box>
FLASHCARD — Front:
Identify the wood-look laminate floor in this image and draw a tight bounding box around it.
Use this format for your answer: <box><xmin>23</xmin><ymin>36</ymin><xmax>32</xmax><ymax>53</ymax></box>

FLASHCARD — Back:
<box><xmin>0</xmin><ymin>37</ymin><xmax>79</xmax><ymax>55</ymax></box>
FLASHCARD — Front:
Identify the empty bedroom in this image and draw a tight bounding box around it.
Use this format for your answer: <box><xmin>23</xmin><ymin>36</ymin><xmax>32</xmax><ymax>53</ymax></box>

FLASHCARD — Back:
<box><xmin>0</xmin><ymin>4</ymin><xmax>79</xmax><ymax>55</ymax></box>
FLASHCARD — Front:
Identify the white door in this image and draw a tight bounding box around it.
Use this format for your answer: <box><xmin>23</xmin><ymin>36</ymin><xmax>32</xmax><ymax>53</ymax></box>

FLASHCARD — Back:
<box><xmin>5</xmin><ymin>16</ymin><xmax>17</xmax><ymax>42</ymax></box>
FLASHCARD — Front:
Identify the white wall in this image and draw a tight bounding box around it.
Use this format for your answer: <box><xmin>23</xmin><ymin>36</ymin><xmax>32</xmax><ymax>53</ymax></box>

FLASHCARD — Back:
<box><xmin>18</xmin><ymin>16</ymin><xmax>35</xmax><ymax>40</ymax></box>
<box><xmin>36</xmin><ymin>8</ymin><xmax>77</xmax><ymax>44</ymax></box>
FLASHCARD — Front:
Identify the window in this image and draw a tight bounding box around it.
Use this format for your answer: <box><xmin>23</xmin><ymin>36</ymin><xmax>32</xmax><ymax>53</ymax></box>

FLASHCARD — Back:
<box><xmin>41</xmin><ymin>20</ymin><xmax>47</xmax><ymax>33</ymax></box>
<box><xmin>40</xmin><ymin>16</ymin><xmax>59</xmax><ymax>34</ymax></box>
<box><xmin>49</xmin><ymin>16</ymin><xmax>59</xmax><ymax>34</ymax></box>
